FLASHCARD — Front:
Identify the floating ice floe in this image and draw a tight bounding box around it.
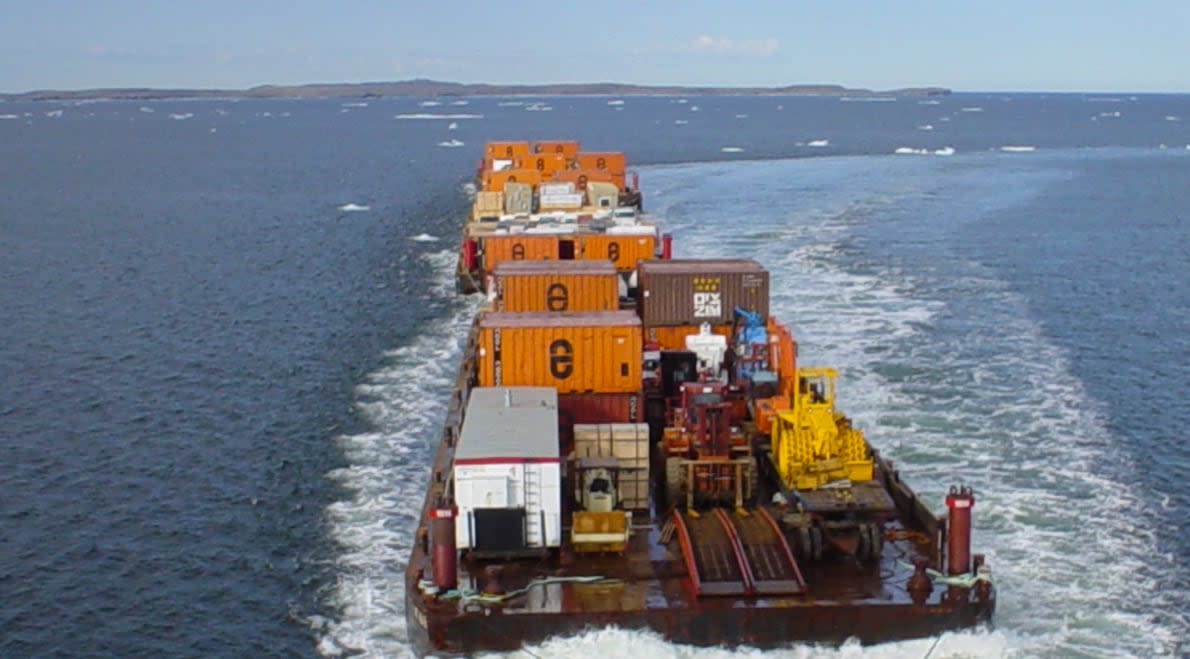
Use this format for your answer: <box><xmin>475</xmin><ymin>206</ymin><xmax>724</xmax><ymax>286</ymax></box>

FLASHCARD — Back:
<box><xmin>497</xmin><ymin>101</ymin><xmax>524</xmax><ymax>107</ymax></box>
<box><xmin>394</xmin><ymin>113</ymin><xmax>484</xmax><ymax>120</ymax></box>
<box><xmin>524</xmin><ymin>103</ymin><xmax>552</xmax><ymax>112</ymax></box>
<box><xmin>895</xmin><ymin>146</ymin><xmax>955</xmax><ymax>156</ymax></box>
<box><xmin>449</xmin><ymin>100</ymin><xmax>469</xmax><ymax>106</ymax></box>
<box><xmin>735</xmin><ymin>114</ymin><xmax>748</xmax><ymax>119</ymax></box>
<box><xmin>338</xmin><ymin>203</ymin><xmax>371</xmax><ymax>212</ymax></box>
<box><xmin>1098</xmin><ymin>111</ymin><xmax>1122</xmax><ymax>118</ymax></box>
<box><xmin>607</xmin><ymin>99</ymin><xmax>624</xmax><ymax>106</ymax></box>
<box><xmin>447</xmin><ymin>122</ymin><xmax>458</xmax><ymax>130</ymax></box>
<box><xmin>438</xmin><ymin>139</ymin><xmax>465</xmax><ymax>148</ymax></box>
<box><xmin>169</xmin><ymin>113</ymin><xmax>193</xmax><ymax>120</ymax></box>
<box><xmin>919</xmin><ymin>99</ymin><xmax>941</xmax><ymax>105</ymax></box>
<box><xmin>139</xmin><ymin>106</ymin><xmax>155</xmax><ymax>113</ymax></box>
<box><xmin>959</xmin><ymin>106</ymin><xmax>984</xmax><ymax>112</ymax></box>
<box><xmin>674</xmin><ymin>119</ymin><xmax>688</xmax><ymax>125</ymax></box>
<box><xmin>411</xmin><ymin>233</ymin><xmax>440</xmax><ymax>242</ymax></box>
<box><xmin>45</xmin><ymin>109</ymin><xmax>63</xmax><ymax>118</ymax></box>
<box><xmin>689</xmin><ymin>105</ymin><xmax>700</xmax><ymax>112</ymax></box>
<box><xmin>1000</xmin><ymin>145</ymin><xmax>1036</xmax><ymax>152</ymax></box>
<box><xmin>341</xmin><ymin>102</ymin><xmax>368</xmax><ymax>108</ymax></box>
<box><xmin>806</xmin><ymin>139</ymin><xmax>829</xmax><ymax>147</ymax></box>
<box><xmin>0</xmin><ymin>114</ymin><xmax>18</xmax><ymax>120</ymax></box>
<box><xmin>720</xmin><ymin>146</ymin><xmax>744</xmax><ymax>153</ymax></box>
<box><xmin>419</xmin><ymin>100</ymin><xmax>442</xmax><ymax>107</ymax></box>
<box><xmin>1165</xmin><ymin>115</ymin><xmax>1180</xmax><ymax>121</ymax></box>
<box><xmin>917</xmin><ymin>124</ymin><xmax>934</xmax><ymax>131</ymax></box>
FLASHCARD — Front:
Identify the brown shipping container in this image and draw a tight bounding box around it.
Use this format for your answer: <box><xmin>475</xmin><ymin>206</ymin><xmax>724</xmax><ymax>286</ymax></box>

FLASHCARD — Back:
<box><xmin>637</xmin><ymin>259</ymin><xmax>770</xmax><ymax>326</ymax></box>
<box><xmin>581</xmin><ymin>233</ymin><xmax>657</xmax><ymax>271</ymax></box>
<box><xmin>534</xmin><ymin>140</ymin><xmax>581</xmax><ymax>157</ymax></box>
<box><xmin>477</xmin><ymin>311</ymin><xmax>642</xmax><ymax>393</ymax></box>
<box><xmin>485</xmin><ymin>141</ymin><xmax>531</xmax><ymax>159</ymax></box>
<box><xmin>557</xmin><ymin>391</ymin><xmax>642</xmax><ymax>426</ymax></box>
<box><xmin>515</xmin><ymin>153</ymin><xmax>568</xmax><ymax>176</ymax></box>
<box><xmin>644</xmin><ymin>323</ymin><xmax>734</xmax><ymax>350</ymax></box>
<box><xmin>481</xmin><ymin>235</ymin><xmax>569</xmax><ymax>271</ymax></box>
<box><xmin>576</xmin><ymin>152</ymin><xmax>626</xmax><ymax>175</ymax></box>
<box><xmin>494</xmin><ymin>260</ymin><xmax>619</xmax><ymax>312</ymax></box>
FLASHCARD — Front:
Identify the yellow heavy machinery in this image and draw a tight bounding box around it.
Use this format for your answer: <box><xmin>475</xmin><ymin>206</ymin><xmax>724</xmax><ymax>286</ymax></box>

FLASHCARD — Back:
<box><xmin>768</xmin><ymin>367</ymin><xmax>889</xmax><ymax>562</ymax></box>
<box><xmin>770</xmin><ymin>367</ymin><xmax>873</xmax><ymax>489</ymax></box>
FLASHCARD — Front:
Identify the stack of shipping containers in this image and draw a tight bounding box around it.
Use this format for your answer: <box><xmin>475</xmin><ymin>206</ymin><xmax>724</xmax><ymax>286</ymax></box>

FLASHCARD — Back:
<box><xmin>479</xmin><ymin>259</ymin><xmax>645</xmax><ymax>465</ymax></box>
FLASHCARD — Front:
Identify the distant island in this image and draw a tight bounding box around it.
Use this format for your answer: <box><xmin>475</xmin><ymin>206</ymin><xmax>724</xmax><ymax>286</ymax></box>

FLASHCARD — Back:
<box><xmin>1</xmin><ymin>79</ymin><xmax>950</xmax><ymax>102</ymax></box>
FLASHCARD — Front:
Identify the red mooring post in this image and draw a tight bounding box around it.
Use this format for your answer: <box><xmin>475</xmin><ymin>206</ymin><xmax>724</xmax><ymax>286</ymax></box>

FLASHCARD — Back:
<box><xmin>429</xmin><ymin>506</ymin><xmax>458</xmax><ymax>590</ymax></box>
<box><xmin>661</xmin><ymin>233</ymin><xmax>673</xmax><ymax>259</ymax></box>
<box><xmin>945</xmin><ymin>485</ymin><xmax>975</xmax><ymax>575</ymax></box>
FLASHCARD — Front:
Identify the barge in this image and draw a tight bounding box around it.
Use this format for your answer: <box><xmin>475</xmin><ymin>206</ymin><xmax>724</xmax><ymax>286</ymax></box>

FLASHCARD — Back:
<box><xmin>404</xmin><ymin>141</ymin><xmax>994</xmax><ymax>655</ymax></box>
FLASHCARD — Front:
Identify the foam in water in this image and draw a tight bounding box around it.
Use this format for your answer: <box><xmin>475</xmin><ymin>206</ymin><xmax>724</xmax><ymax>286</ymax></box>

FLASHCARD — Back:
<box><xmin>321</xmin><ymin>155</ymin><xmax>1184</xmax><ymax>657</ymax></box>
<box><xmin>337</xmin><ymin>203</ymin><xmax>371</xmax><ymax>212</ymax></box>
<box><xmin>394</xmin><ymin>113</ymin><xmax>484</xmax><ymax>120</ymax></box>
<box><xmin>319</xmin><ymin>250</ymin><xmax>481</xmax><ymax>657</ymax></box>
<box><xmin>640</xmin><ymin>156</ymin><xmax>1182</xmax><ymax>657</ymax></box>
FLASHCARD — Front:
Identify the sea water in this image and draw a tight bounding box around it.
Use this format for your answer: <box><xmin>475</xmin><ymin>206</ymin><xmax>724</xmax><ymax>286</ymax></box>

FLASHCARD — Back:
<box><xmin>1</xmin><ymin>93</ymin><xmax>1186</xmax><ymax>657</ymax></box>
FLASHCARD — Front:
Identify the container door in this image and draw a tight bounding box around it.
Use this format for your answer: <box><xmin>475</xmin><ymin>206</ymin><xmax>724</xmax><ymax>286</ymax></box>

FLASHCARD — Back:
<box><xmin>559</xmin><ymin>240</ymin><xmax>575</xmax><ymax>260</ymax></box>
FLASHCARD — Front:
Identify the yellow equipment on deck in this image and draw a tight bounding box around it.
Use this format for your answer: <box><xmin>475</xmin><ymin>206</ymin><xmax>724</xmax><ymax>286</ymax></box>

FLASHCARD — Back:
<box><xmin>771</xmin><ymin>367</ymin><xmax>873</xmax><ymax>490</ymax></box>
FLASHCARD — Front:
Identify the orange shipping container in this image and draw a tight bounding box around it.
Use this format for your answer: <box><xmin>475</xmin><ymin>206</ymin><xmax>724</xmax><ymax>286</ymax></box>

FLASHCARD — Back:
<box><xmin>534</xmin><ymin>140</ymin><xmax>581</xmax><ymax>158</ymax></box>
<box><xmin>494</xmin><ymin>260</ymin><xmax>619</xmax><ymax>312</ymax></box>
<box><xmin>485</xmin><ymin>141</ymin><xmax>531</xmax><ymax>159</ymax></box>
<box><xmin>581</xmin><ymin>233</ymin><xmax>657</xmax><ymax>271</ymax></box>
<box><xmin>481</xmin><ymin>234</ymin><xmax>571</xmax><ymax>271</ymax></box>
<box><xmin>477</xmin><ymin>311</ymin><xmax>642</xmax><ymax>393</ymax></box>
<box><xmin>643</xmin><ymin>323</ymin><xmax>734</xmax><ymax>351</ymax></box>
<box><xmin>515</xmin><ymin>153</ymin><xmax>568</xmax><ymax>176</ymax></box>
<box><xmin>576</xmin><ymin>152</ymin><xmax>626</xmax><ymax>175</ymax></box>
<box><xmin>551</xmin><ymin>169</ymin><xmax>616</xmax><ymax>190</ymax></box>
<box><xmin>484</xmin><ymin>168</ymin><xmax>543</xmax><ymax>192</ymax></box>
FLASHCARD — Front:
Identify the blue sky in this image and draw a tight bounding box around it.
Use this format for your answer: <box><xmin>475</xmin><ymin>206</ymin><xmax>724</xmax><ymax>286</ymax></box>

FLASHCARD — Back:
<box><xmin>2</xmin><ymin>1</ymin><xmax>1187</xmax><ymax>93</ymax></box>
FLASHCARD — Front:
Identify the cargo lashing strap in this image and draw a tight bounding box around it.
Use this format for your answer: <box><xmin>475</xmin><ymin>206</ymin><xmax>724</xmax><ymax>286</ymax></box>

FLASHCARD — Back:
<box><xmin>418</xmin><ymin>575</ymin><xmax>607</xmax><ymax>604</ymax></box>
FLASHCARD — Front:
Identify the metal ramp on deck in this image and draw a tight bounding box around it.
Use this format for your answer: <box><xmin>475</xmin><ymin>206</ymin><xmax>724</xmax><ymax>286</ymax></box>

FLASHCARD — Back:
<box><xmin>670</xmin><ymin>508</ymin><xmax>806</xmax><ymax>597</ymax></box>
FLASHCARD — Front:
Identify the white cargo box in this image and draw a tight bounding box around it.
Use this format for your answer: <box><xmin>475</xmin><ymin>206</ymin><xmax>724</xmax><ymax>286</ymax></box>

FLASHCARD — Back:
<box><xmin>538</xmin><ymin>192</ymin><xmax>585</xmax><ymax>210</ymax></box>
<box><xmin>539</xmin><ymin>182</ymin><xmax>576</xmax><ymax>196</ymax></box>
<box><xmin>605</xmin><ymin>225</ymin><xmax>657</xmax><ymax>235</ymax></box>
<box><xmin>573</xmin><ymin>423</ymin><xmax>650</xmax><ymax>509</ymax></box>
<box><xmin>454</xmin><ymin>387</ymin><xmax>562</xmax><ymax>551</ymax></box>
<box><xmin>524</xmin><ymin>224</ymin><xmax>578</xmax><ymax>234</ymax></box>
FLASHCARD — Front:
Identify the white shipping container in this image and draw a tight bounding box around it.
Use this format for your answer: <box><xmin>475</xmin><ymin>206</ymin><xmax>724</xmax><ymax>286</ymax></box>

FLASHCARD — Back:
<box><xmin>453</xmin><ymin>387</ymin><xmax>563</xmax><ymax>551</ymax></box>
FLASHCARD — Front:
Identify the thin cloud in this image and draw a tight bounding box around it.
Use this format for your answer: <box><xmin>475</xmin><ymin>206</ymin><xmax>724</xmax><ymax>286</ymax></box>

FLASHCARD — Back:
<box><xmin>631</xmin><ymin>36</ymin><xmax>780</xmax><ymax>57</ymax></box>
<box><xmin>689</xmin><ymin>35</ymin><xmax>779</xmax><ymax>56</ymax></box>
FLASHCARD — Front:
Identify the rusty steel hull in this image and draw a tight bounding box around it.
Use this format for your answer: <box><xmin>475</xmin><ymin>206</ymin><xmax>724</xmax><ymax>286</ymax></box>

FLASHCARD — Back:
<box><xmin>407</xmin><ymin>596</ymin><xmax>992</xmax><ymax>656</ymax></box>
<box><xmin>403</xmin><ymin>319</ymin><xmax>994</xmax><ymax>656</ymax></box>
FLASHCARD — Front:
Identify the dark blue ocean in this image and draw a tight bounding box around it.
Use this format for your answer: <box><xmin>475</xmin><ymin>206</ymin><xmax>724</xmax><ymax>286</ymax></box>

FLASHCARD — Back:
<box><xmin>1</xmin><ymin>93</ymin><xmax>1186</xmax><ymax>658</ymax></box>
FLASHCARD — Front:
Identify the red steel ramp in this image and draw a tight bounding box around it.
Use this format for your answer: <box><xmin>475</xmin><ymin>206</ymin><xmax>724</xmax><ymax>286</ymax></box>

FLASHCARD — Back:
<box><xmin>671</xmin><ymin>507</ymin><xmax>805</xmax><ymax>597</ymax></box>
